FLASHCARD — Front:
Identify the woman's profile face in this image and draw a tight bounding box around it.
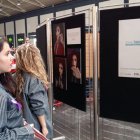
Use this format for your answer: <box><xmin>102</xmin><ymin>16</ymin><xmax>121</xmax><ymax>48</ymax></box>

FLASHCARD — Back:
<box><xmin>59</xmin><ymin>63</ymin><xmax>63</xmax><ymax>75</ymax></box>
<box><xmin>72</xmin><ymin>54</ymin><xmax>77</xmax><ymax>67</ymax></box>
<box><xmin>56</xmin><ymin>26</ymin><xmax>61</xmax><ymax>38</ymax></box>
<box><xmin>0</xmin><ymin>42</ymin><xmax>13</xmax><ymax>73</ymax></box>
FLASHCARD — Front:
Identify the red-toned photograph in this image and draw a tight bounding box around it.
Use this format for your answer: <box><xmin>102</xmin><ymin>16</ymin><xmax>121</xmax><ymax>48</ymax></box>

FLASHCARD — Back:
<box><xmin>54</xmin><ymin>57</ymin><xmax>67</xmax><ymax>90</ymax></box>
<box><xmin>67</xmin><ymin>48</ymin><xmax>82</xmax><ymax>84</ymax></box>
<box><xmin>52</xmin><ymin>23</ymin><xmax>65</xmax><ymax>56</ymax></box>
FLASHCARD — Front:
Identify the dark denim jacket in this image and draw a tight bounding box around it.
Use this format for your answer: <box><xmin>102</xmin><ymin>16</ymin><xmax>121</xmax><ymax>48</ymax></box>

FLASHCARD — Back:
<box><xmin>23</xmin><ymin>72</ymin><xmax>53</xmax><ymax>139</ymax></box>
<box><xmin>0</xmin><ymin>83</ymin><xmax>34</xmax><ymax>140</ymax></box>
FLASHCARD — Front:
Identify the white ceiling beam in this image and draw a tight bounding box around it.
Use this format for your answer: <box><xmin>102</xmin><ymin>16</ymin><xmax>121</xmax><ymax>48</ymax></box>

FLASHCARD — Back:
<box><xmin>7</xmin><ymin>0</ymin><xmax>26</xmax><ymax>13</ymax></box>
<box><xmin>22</xmin><ymin>0</ymin><xmax>43</xmax><ymax>8</ymax></box>
<box><xmin>0</xmin><ymin>3</ymin><xmax>22</xmax><ymax>12</ymax></box>
<box><xmin>1</xmin><ymin>10</ymin><xmax>10</xmax><ymax>16</ymax></box>
<box><xmin>0</xmin><ymin>12</ymin><xmax>7</xmax><ymax>16</ymax></box>
<box><xmin>34</xmin><ymin>0</ymin><xmax>45</xmax><ymax>8</ymax></box>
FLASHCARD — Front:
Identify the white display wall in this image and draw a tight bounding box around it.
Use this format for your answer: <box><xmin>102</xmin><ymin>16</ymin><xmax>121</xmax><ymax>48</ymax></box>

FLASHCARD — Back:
<box><xmin>0</xmin><ymin>23</ymin><xmax>5</xmax><ymax>36</ymax></box>
<box><xmin>15</xmin><ymin>19</ymin><xmax>25</xmax><ymax>34</ymax></box>
<box><xmin>75</xmin><ymin>4</ymin><xmax>95</xmax><ymax>26</ymax></box>
<box><xmin>99</xmin><ymin>0</ymin><xmax>124</xmax><ymax>10</ymax></box>
<box><xmin>27</xmin><ymin>16</ymin><xmax>38</xmax><ymax>33</ymax></box>
<box><xmin>40</xmin><ymin>13</ymin><xmax>53</xmax><ymax>23</ymax></box>
<box><xmin>129</xmin><ymin>0</ymin><xmax>140</xmax><ymax>7</ymax></box>
<box><xmin>6</xmin><ymin>21</ymin><xmax>14</xmax><ymax>35</ymax></box>
<box><xmin>56</xmin><ymin>9</ymin><xmax>72</xmax><ymax>19</ymax></box>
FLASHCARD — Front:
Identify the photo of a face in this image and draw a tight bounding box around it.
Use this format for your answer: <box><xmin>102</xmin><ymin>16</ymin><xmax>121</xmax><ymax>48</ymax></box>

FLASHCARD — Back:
<box><xmin>54</xmin><ymin>57</ymin><xmax>67</xmax><ymax>90</ymax></box>
<box><xmin>67</xmin><ymin>48</ymin><xmax>82</xmax><ymax>84</ymax></box>
<box><xmin>52</xmin><ymin>23</ymin><xmax>65</xmax><ymax>56</ymax></box>
<box><xmin>72</xmin><ymin>54</ymin><xmax>77</xmax><ymax>67</ymax></box>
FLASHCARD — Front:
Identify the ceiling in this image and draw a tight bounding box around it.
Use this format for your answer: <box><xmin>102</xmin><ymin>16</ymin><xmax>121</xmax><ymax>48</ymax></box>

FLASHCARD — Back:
<box><xmin>0</xmin><ymin>0</ymin><xmax>73</xmax><ymax>19</ymax></box>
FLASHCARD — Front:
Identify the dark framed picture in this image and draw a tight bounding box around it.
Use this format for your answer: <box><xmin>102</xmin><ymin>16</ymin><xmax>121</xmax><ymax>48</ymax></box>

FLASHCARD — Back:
<box><xmin>52</xmin><ymin>23</ymin><xmax>65</xmax><ymax>56</ymax></box>
<box><xmin>54</xmin><ymin>57</ymin><xmax>67</xmax><ymax>90</ymax></box>
<box><xmin>67</xmin><ymin>48</ymin><xmax>82</xmax><ymax>84</ymax></box>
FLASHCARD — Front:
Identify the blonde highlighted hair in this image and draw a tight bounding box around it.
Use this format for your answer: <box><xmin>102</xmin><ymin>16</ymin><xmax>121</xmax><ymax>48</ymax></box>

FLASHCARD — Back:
<box><xmin>16</xmin><ymin>44</ymin><xmax>49</xmax><ymax>99</ymax></box>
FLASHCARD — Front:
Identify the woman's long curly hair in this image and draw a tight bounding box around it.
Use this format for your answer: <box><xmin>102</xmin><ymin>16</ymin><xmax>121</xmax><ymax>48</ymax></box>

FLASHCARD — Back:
<box><xmin>15</xmin><ymin>44</ymin><xmax>49</xmax><ymax>102</ymax></box>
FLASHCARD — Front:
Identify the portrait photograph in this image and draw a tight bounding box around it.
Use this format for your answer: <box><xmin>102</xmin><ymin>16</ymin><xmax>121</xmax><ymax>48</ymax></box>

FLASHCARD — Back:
<box><xmin>52</xmin><ymin>23</ymin><xmax>65</xmax><ymax>56</ymax></box>
<box><xmin>67</xmin><ymin>48</ymin><xmax>82</xmax><ymax>84</ymax></box>
<box><xmin>54</xmin><ymin>57</ymin><xmax>67</xmax><ymax>90</ymax></box>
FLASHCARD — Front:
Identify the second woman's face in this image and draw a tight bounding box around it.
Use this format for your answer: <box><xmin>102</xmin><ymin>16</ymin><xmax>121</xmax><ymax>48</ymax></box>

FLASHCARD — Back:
<box><xmin>72</xmin><ymin>54</ymin><xmax>77</xmax><ymax>67</ymax></box>
<box><xmin>0</xmin><ymin>42</ymin><xmax>13</xmax><ymax>73</ymax></box>
<box><xmin>56</xmin><ymin>26</ymin><xmax>61</xmax><ymax>37</ymax></box>
<box><xmin>59</xmin><ymin>63</ymin><xmax>63</xmax><ymax>75</ymax></box>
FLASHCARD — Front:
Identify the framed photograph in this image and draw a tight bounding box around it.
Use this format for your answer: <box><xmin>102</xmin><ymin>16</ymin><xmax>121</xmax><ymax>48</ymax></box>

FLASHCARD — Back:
<box><xmin>52</xmin><ymin>23</ymin><xmax>65</xmax><ymax>56</ymax></box>
<box><xmin>54</xmin><ymin>57</ymin><xmax>67</xmax><ymax>90</ymax></box>
<box><xmin>67</xmin><ymin>48</ymin><xmax>82</xmax><ymax>84</ymax></box>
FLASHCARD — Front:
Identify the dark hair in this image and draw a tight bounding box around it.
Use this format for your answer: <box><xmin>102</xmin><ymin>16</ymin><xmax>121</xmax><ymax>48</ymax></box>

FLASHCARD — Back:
<box><xmin>0</xmin><ymin>37</ymin><xmax>16</xmax><ymax>97</ymax></box>
<box><xmin>70</xmin><ymin>50</ymin><xmax>80</xmax><ymax>68</ymax></box>
<box><xmin>0</xmin><ymin>36</ymin><xmax>6</xmax><ymax>51</ymax></box>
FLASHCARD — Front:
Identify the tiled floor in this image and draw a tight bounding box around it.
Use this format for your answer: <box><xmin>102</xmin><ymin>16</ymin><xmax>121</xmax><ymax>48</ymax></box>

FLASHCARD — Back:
<box><xmin>52</xmin><ymin>79</ymin><xmax>140</xmax><ymax>140</ymax></box>
<box><xmin>99</xmin><ymin>118</ymin><xmax>140</xmax><ymax>140</ymax></box>
<box><xmin>53</xmin><ymin>97</ymin><xmax>94</xmax><ymax>140</ymax></box>
<box><xmin>53</xmin><ymin>100</ymin><xmax>140</xmax><ymax>140</ymax></box>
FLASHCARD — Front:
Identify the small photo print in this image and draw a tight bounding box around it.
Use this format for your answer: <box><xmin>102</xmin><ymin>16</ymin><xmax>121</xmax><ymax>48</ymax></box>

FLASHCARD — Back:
<box><xmin>52</xmin><ymin>23</ymin><xmax>65</xmax><ymax>56</ymax></box>
<box><xmin>67</xmin><ymin>48</ymin><xmax>82</xmax><ymax>84</ymax></box>
<box><xmin>54</xmin><ymin>57</ymin><xmax>67</xmax><ymax>90</ymax></box>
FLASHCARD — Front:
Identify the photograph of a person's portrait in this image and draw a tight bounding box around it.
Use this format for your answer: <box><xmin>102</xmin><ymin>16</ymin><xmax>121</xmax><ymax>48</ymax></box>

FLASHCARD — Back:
<box><xmin>67</xmin><ymin>48</ymin><xmax>82</xmax><ymax>84</ymax></box>
<box><xmin>54</xmin><ymin>57</ymin><xmax>67</xmax><ymax>90</ymax></box>
<box><xmin>52</xmin><ymin>23</ymin><xmax>65</xmax><ymax>56</ymax></box>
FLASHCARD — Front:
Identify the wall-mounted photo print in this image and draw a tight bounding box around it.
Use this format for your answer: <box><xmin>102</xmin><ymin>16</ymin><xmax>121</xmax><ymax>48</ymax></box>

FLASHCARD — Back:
<box><xmin>52</xmin><ymin>23</ymin><xmax>65</xmax><ymax>56</ymax></box>
<box><xmin>67</xmin><ymin>48</ymin><xmax>82</xmax><ymax>84</ymax></box>
<box><xmin>54</xmin><ymin>57</ymin><xmax>67</xmax><ymax>90</ymax></box>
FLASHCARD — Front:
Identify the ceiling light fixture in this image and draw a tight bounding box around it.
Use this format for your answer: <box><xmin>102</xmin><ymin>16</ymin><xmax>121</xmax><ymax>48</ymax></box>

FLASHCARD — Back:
<box><xmin>17</xmin><ymin>1</ymin><xmax>21</xmax><ymax>6</ymax></box>
<box><xmin>0</xmin><ymin>7</ymin><xmax>2</xmax><ymax>12</ymax></box>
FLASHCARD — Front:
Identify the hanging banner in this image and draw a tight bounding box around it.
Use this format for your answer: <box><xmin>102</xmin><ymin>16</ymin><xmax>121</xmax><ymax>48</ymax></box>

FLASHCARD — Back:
<box><xmin>52</xmin><ymin>14</ymin><xmax>86</xmax><ymax>111</ymax></box>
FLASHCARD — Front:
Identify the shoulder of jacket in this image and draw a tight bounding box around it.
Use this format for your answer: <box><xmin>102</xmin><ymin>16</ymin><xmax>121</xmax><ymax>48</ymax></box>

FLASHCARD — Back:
<box><xmin>23</xmin><ymin>72</ymin><xmax>36</xmax><ymax>82</ymax></box>
<box><xmin>23</xmin><ymin>72</ymin><xmax>41</xmax><ymax>86</ymax></box>
<box><xmin>0</xmin><ymin>86</ymin><xmax>9</xmax><ymax>99</ymax></box>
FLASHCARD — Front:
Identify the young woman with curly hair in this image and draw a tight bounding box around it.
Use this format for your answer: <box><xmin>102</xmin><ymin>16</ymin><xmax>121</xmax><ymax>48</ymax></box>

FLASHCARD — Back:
<box><xmin>16</xmin><ymin>44</ymin><xmax>53</xmax><ymax>139</ymax></box>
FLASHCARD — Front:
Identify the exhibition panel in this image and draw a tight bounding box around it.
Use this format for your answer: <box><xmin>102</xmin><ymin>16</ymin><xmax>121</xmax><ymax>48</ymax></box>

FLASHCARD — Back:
<box><xmin>52</xmin><ymin>14</ymin><xmax>86</xmax><ymax>111</ymax></box>
<box><xmin>100</xmin><ymin>6</ymin><xmax>140</xmax><ymax>123</ymax></box>
<box><xmin>51</xmin><ymin>7</ymin><xmax>97</xmax><ymax>140</ymax></box>
<box><xmin>36</xmin><ymin>25</ymin><xmax>48</xmax><ymax>71</ymax></box>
